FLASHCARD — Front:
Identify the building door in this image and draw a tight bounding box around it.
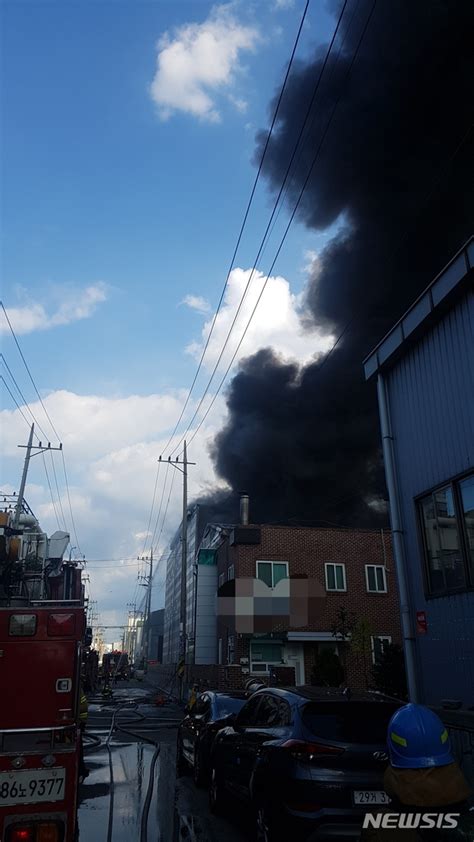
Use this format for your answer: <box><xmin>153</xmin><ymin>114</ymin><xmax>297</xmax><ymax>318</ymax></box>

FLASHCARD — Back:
<box><xmin>285</xmin><ymin>643</ymin><xmax>305</xmax><ymax>685</ymax></box>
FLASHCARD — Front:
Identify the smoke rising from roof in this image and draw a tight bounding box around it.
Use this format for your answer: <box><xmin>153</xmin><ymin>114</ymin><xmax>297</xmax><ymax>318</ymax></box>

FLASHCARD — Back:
<box><xmin>199</xmin><ymin>0</ymin><xmax>474</xmax><ymax>526</ymax></box>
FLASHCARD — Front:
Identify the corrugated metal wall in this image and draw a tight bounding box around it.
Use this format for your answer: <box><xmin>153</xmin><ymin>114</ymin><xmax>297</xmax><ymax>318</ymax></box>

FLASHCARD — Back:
<box><xmin>386</xmin><ymin>288</ymin><xmax>474</xmax><ymax>705</ymax></box>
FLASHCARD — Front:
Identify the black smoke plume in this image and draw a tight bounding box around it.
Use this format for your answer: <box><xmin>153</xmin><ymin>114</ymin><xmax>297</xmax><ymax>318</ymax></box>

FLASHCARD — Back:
<box><xmin>199</xmin><ymin>0</ymin><xmax>474</xmax><ymax>527</ymax></box>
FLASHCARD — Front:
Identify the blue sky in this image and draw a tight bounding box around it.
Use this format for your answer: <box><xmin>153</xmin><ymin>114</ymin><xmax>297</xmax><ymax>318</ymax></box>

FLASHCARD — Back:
<box><xmin>1</xmin><ymin>0</ymin><xmax>337</xmax><ymax>636</ymax></box>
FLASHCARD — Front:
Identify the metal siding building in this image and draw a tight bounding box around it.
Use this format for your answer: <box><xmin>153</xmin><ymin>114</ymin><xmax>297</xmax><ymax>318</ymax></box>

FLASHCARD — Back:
<box><xmin>365</xmin><ymin>238</ymin><xmax>474</xmax><ymax>705</ymax></box>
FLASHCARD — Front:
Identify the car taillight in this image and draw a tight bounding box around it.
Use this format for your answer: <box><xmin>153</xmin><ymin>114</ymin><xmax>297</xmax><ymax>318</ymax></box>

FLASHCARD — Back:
<box><xmin>8</xmin><ymin>827</ymin><xmax>34</xmax><ymax>842</ymax></box>
<box><xmin>7</xmin><ymin>822</ymin><xmax>62</xmax><ymax>842</ymax></box>
<box><xmin>9</xmin><ymin>614</ymin><xmax>37</xmax><ymax>636</ymax></box>
<box><xmin>37</xmin><ymin>823</ymin><xmax>61</xmax><ymax>842</ymax></box>
<box><xmin>281</xmin><ymin>739</ymin><xmax>345</xmax><ymax>759</ymax></box>
<box><xmin>48</xmin><ymin>613</ymin><xmax>76</xmax><ymax>636</ymax></box>
<box><xmin>285</xmin><ymin>801</ymin><xmax>322</xmax><ymax>812</ymax></box>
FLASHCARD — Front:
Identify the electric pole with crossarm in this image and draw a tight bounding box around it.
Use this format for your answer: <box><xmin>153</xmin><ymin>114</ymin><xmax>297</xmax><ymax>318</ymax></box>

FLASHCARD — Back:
<box><xmin>159</xmin><ymin>441</ymin><xmax>195</xmax><ymax>700</ymax></box>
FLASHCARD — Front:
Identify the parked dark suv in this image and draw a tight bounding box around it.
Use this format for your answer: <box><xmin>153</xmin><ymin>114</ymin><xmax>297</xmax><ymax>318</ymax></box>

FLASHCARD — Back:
<box><xmin>209</xmin><ymin>686</ymin><xmax>401</xmax><ymax>841</ymax></box>
<box><xmin>177</xmin><ymin>691</ymin><xmax>248</xmax><ymax>785</ymax></box>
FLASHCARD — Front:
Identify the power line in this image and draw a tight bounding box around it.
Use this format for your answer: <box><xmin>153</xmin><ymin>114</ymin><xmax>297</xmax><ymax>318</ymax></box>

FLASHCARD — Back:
<box><xmin>1</xmin><ymin>303</ymin><xmax>61</xmax><ymax>442</ymax></box>
<box><xmin>169</xmin><ymin>0</ymin><xmax>351</xmax><ymax>457</ymax></box>
<box><xmin>60</xmin><ymin>449</ymin><xmax>81</xmax><ymax>553</ymax></box>
<box><xmin>179</xmin><ymin>0</ymin><xmax>375</xmax><ymax>451</ymax></box>
<box><xmin>1</xmin><ymin>354</ymin><xmax>51</xmax><ymax>441</ymax></box>
<box><xmin>41</xmin><ymin>451</ymin><xmax>62</xmax><ymax>531</ymax></box>
<box><xmin>1</xmin><ymin>369</ymin><xmax>63</xmax><ymax>529</ymax></box>
<box><xmin>49</xmin><ymin>448</ymin><xmax>67</xmax><ymax>531</ymax></box>
<box><xmin>1</xmin><ymin>304</ymin><xmax>82</xmax><ymax>554</ymax></box>
<box><xmin>151</xmin><ymin>466</ymin><xmax>177</xmax><ymax>558</ymax></box>
<box><xmin>1</xmin><ymin>375</ymin><xmax>33</xmax><ymax>432</ymax></box>
<box><xmin>189</xmin><ymin>13</ymin><xmax>473</xmax><ymax>455</ymax></box>
<box><xmin>141</xmin><ymin>459</ymin><xmax>161</xmax><ymax>556</ymax></box>
<box><xmin>160</xmin><ymin>0</ymin><xmax>311</xmax><ymax>456</ymax></box>
<box><xmin>149</xmin><ymin>461</ymin><xmax>171</xmax><ymax>552</ymax></box>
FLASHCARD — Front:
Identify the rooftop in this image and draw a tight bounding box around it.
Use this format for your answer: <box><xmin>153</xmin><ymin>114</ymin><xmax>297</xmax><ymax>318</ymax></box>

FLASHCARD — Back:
<box><xmin>364</xmin><ymin>236</ymin><xmax>473</xmax><ymax>380</ymax></box>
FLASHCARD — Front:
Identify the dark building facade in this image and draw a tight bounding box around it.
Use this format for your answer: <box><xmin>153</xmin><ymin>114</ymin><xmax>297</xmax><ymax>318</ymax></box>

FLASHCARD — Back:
<box><xmin>364</xmin><ymin>237</ymin><xmax>474</xmax><ymax>706</ymax></box>
<box><xmin>148</xmin><ymin>608</ymin><xmax>164</xmax><ymax>662</ymax></box>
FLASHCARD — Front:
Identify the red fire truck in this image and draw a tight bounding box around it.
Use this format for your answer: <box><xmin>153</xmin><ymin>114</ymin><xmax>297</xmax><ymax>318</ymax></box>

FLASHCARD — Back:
<box><xmin>0</xmin><ymin>499</ymin><xmax>87</xmax><ymax>842</ymax></box>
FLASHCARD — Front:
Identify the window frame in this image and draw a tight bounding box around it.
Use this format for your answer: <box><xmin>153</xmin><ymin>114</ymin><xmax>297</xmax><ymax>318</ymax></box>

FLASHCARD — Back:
<box><xmin>416</xmin><ymin>469</ymin><xmax>474</xmax><ymax>598</ymax></box>
<box><xmin>218</xmin><ymin>572</ymin><xmax>226</xmax><ymax>589</ymax></box>
<box><xmin>365</xmin><ymin>564</ymin><xmax>388</xmax><ymax>593</ymax></box>
<box><xmin>371</xmin><ymin>635</ymin><xmax>392</xmax><ymax>665</ymax></box>
<box><xmin>227</xmin><ymin>633</ymin><xmax>235</xmax><ymax>664</ymax></box>
<box><xmin>227</xmin><ymin>563</ymin><xmax>235</xmax><ymax>581</ymax></box>
<box><xmin>250</xmin><ymin>640</ymin><xmax>283</xmax><ymax>675</ymax></box>
<box><xmin>256</xmin><ymin>560</ymin><xmax>289</xmax><ymax>589</ymax></box>
<box><xmin>324</xmin><ymin>562</ymin><xmax>347</xmax><ymax>592</ymax></box>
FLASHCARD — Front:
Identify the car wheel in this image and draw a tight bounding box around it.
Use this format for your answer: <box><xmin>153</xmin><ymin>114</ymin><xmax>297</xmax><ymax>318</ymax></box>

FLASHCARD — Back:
<box><xmin>176</xmin><ymin>737</ymin><xmax>188</xmax><ymax>777</ymax></box>
<box><xmin>209</xmin><ymin>767</ymin><xmax>227</xmax><ymax>815</ymax></box>
<box><xmin>193</xmin><ymin>746</ymin><xmax>205</xmax><ymax>788</ymax></box>
<box><xmin>255</xmin><ymin>803</ymin><xmax>284</xmax><ymax>842</ymax></box>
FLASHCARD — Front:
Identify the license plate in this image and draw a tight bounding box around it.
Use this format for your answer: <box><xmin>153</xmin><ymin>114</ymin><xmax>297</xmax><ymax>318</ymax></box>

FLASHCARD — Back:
<box><xmin>353</xmin><ymin>790</ymin><xmax>390</xmax><ymax>805</ymax></box>
<box><xmin>0</xmin><ymin>768</ymin><xmax>66</xmax><ymax>806</ymax></box>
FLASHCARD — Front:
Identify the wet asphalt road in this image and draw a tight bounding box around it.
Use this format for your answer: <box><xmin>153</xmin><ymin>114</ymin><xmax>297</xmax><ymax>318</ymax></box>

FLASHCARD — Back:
<box><xmin>78</xmin><ymin>683</ymin><xmax>181</xmax><ymax>842</ymax></box>
<box><xmin>78</xmin><ymin>680</ymin><xmax>249</xmax><ymax>842</ymax></box>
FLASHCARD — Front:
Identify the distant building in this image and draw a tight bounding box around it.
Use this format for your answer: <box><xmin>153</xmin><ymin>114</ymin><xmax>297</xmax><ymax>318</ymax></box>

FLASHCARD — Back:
<box><xmin>163</xmin><ymin>503</ymin><xmax>218</xmax><ymax>664</ymax></box>
<box><xmin>148</xmin><ymin>609</ymin><xmax>164</xmax><ymax>662</ymax></box>
<box><xmin>364</xmin><ymin>237</ymin><xmax>474</xmax><ymax>705</ymax></box>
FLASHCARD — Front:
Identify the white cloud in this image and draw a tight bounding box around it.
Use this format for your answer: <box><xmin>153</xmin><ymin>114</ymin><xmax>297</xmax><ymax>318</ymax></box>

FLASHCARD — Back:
<box><xmin>186</xmin><ymin>266</ymin><xmax>334</xmax><ymax>371</ymax></box>
<box><xmin>274</xmin><ymin>0</ymin><xmax>295</xmax><ymax>8</ymax></box>
<box><xmin>182</xmin><ymin>294</ymin><xmax>211</xmax><ymax>314</ymax></box>
<box><xmin>1</xmin><ymin>260</ymin><xmax>333</xmax><ymax>639</ymax></box>
<box><xmin>1</xmin><ymin>283</ymin><xmax>108</xmax><ymax>336</ymax></box>
<box><xmin>149</xmin><ymin>5</ymin><xmax>259</xmax><ymax>122</ymax></box>
<box><xmin>1</xmin><ymin>385</ymin><xmax>228</xmax><ymax>637</ymax></box>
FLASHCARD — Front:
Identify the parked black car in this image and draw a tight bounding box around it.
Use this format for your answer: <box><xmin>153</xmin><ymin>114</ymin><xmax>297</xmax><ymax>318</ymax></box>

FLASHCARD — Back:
<box><xmin>177</xmin><ymin>690</ymin><xmax>248</xmax><ymax>785</ymax></box>
<box><xmin>209</xmin><ymin>686</ymin><xmax>401</xmax><ymax>841</ymax></box>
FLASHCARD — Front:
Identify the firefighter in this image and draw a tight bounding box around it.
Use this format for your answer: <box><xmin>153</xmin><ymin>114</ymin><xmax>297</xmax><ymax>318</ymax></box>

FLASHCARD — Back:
<box><xmin>78</xmin><ymin>686</ymin><xmax>89</xmax><ymax>783</ymax></box>
<box><xmin>360</xmin><ymin>704</ymin><xmax>474</xmax><ymax>841</ymax></box>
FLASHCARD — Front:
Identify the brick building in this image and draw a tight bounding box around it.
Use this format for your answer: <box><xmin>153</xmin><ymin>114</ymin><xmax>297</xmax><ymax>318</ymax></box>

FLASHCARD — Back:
<box><xmin>195</xmin><ymin>515</ymin><xmax>401</xmax><ymax>691</ymax></box>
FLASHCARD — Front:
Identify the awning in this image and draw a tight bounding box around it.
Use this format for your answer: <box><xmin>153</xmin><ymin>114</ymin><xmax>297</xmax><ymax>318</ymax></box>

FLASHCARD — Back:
<box><xmin>287</xmin><ymin>631</ymin><xmax>335</xmax><ymax>642</ymax></box>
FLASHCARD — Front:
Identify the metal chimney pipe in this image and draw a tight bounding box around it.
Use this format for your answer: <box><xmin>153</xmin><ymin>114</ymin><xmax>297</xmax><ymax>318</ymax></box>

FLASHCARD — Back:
<box><xmin>239</xmin><ymin>493</ymin><xmax>249</xmax><ymax>525</ymax></box>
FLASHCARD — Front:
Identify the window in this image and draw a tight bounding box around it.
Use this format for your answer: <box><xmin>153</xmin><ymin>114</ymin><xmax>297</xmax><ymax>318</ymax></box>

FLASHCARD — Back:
<box><xmin>302</xmin><ymin>701</ymin><xmax>400</xmax><ymax>742</ymax></box>
<box><xmin>218</xmin><ymin>572</ymin><xmax>226</xmax><ymax>589</ymax></box>
<box><xmin>235</xmin><ymin>695</ymin><xmax>262</xmax><ymax>727</ymax></box>
<box><xmin>371</xmin><ymin>635</ymin><xmax>391</xmax><ymax>665</ymax></box>
<box><xmin>459</xmin><ymin>475</ymin><xmax>474</xmax><ymax>581</ymax></box>
<box><xmin>365</xmin><ymin>565</ymin><xmax>387</xmax><ymax>593</ymax></box>
<box><xmin>418</xmin><ymin>475</ymin><xmax>474</xmax><ymax>595</ymax></box>
<box><xmin>325</xmin><ymin>563</ymin><xmax>346</xmax><ymax>591</ymax></box>
<box><xmin>227</xmin><ymin>634</ymin><xmax>235</xmax><ymax>664</ymax></box>
<box><xmin>256</xmin><ymin>561</ymin><xmax>289</xmax><ymax>588</ymax></box>
<box><xmin>218</xmin><ymin>638</ymin><xmax>223</xmax><ymax>665</ymax></box>
<box><xmin>250</xmin><ymin>641</ymin><xmax>283</xmax><ymax>674</ymax></box>
<box><xmin>227</xmin><ymin>563</ymin><xmax>235</xmax><ymax>581</ymax></box>
<box><xmin>254</xmin><ymin>694</ymin><xmax>291</xmax><ymax>727</ymax></box>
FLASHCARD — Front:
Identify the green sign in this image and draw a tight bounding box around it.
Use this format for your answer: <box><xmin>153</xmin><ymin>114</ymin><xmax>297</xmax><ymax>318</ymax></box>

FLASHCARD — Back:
<box><xmin>198</xmin><ymin>548</ymin><xmax>217</xmax><ymax>565</ymax></box>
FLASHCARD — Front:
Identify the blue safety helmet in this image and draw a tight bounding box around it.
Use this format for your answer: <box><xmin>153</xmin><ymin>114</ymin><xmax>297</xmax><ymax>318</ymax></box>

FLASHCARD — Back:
<box><xmin>387</xmin><ymin>704</ymin><xmax>454</xmax><ymax>769</ymax></box>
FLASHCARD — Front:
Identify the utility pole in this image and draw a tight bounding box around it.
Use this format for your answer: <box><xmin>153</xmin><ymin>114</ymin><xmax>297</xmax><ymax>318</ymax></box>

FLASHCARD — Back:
<box><xmin>137</xmin><ymin>548</ymin><xmax>153</xmax><ymax>666</ymax></box>
<box><xmin>14</xmin><ymin>424</ymin><xmax>63</xmax><ymax>527</ymax></box>
<box><xmin>160</xmin><ymin>441</ymin><xmax>195</xmax><ymax>700</ymax></box>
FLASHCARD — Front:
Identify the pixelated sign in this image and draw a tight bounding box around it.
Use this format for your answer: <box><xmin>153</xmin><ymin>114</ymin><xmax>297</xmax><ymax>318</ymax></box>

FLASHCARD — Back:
<box><xmin>217</xmin><ymin>576</ymin><xmax>326</xmax><ymax>633</ymax></box>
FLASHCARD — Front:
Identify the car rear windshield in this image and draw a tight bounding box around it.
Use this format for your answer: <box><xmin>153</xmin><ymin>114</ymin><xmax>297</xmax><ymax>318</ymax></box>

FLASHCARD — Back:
<box><xmin>302</xmin><ymin>702</ymin><xmax>400</xmax><ymax>744</ymax></box>
<box><xmin>215</xmin><ymin>696</ymin><xmax>246</xmax><ymax>718</ymax></box>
